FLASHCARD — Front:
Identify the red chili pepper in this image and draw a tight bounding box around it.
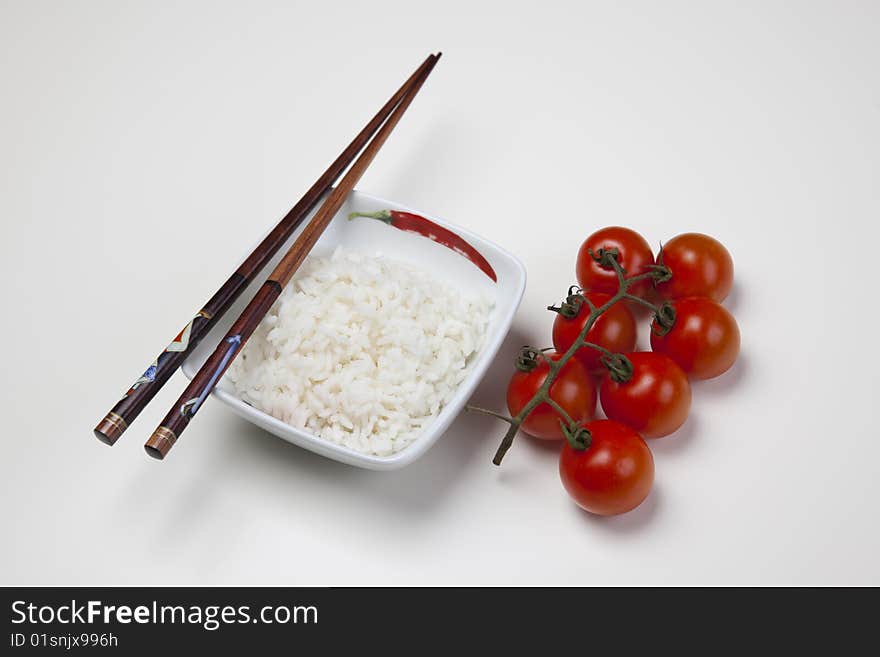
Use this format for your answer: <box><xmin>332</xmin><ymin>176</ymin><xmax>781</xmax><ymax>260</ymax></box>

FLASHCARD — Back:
<box><xmin>348</xmin><ymin>210</ymin><xmax>498</xmax><ymax>282</ymax></box>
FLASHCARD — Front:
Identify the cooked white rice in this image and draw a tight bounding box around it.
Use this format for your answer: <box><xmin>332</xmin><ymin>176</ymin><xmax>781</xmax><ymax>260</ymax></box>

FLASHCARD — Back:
<box><xmin>226</xmin><ymin>247</ymin><xmax>491</xmax><ymax>456</ymax></box>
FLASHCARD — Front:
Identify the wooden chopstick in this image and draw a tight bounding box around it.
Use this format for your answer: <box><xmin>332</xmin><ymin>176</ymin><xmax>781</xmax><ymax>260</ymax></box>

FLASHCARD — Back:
<box><xmin>94</xmin><ymin>53</ymin><xmax>437</xmax><ymax>447</ymax></box>
<box><xmin>145</xmin><ymin>53</ymin><xmax>442</xmax><ymax>459</ymax></box>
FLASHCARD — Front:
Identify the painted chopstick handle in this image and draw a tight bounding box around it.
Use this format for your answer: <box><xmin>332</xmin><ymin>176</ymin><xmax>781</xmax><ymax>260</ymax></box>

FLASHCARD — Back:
<box><xmin>94</xmin><ymin>274</ymin><xmax>245</xmax><ymax>445</ymax></box>
<box><xmin>144</xmin><ymin>282</ymin><xmax>282</xmax><ymax>459</ymax></box>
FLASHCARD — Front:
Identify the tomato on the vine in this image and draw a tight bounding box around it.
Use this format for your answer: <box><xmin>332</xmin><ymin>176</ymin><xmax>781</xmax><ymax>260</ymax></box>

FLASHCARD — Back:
<box><xmin>650</xmin><ymin>297</ymin><xmax>740</xmax><ymax>380</ymax></box>
<box><xmin>599</xmin><ymin>352</ymin><xmax>691</xmax><ymax>438</ymax></box>
<box><xmin>551</xmin><ymin>291</ymin><xmax>637</xmax><ymax>374</ymax></box>
<box><xmin>576</xmin><ymin>227</ymin><xmax>655</xmax><ymax>298</ymax></box>
<box><xmin>559</xmin><ymin>419</ymin><xmax>654</xmax><ymax>516</ymax></box>
<box><xmin>654</xmin><ymin>232</ymin><xmax>733</xmax><ymax>302</ymax></box>
<box><xmin>506</xmin><ymin>352</ymin><xmax>596</xmax><ymax>440</ymax></box>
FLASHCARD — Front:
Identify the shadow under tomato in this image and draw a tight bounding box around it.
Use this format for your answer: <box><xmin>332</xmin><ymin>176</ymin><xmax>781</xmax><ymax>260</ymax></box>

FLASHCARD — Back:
<box><xmin>523</xmin><ymin>433</ymin><xmax>566</xmax><ymax>455</ymax></box>
<box><xmin>722</xmin><ymin>284</ymin><xmax>741</xmax><ymax>314</ymax></box>
<box><xmin>647</xmin><ymin>413</ymin><xmax>699</xmax><ymax>456</ymax></box>
<box><xmin>494</xmin><ymin>434</ymin><xmax>564</xmax><ymax>487</ymax></box>
<box><xmin>694</xmin><ymin>351</ymin><xmax>749</xmax><ymax>399</ymax></box>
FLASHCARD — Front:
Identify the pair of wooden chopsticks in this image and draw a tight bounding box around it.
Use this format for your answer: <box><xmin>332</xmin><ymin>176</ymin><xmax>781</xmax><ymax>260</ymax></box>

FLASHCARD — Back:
<box><xmin>94</xmin><ymin>52</ymin><xmax>441</xmax><ymax>459</ymax></box>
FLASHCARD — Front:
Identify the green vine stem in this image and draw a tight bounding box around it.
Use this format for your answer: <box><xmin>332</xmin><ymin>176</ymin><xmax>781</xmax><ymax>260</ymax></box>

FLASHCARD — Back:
<box><xmin>545</xmin><ymin>397</ymin><xmax>576</xmax><ymax>428</ymax></box>
<box><xmin>622</xmin><ymin>293</ymin><xmax>658</xmax><ymax>311</ymax></box>
<box><xmin>467</xmin><ymin>250</ymin><xmax>668</xmax><ymax>465</ymax></box>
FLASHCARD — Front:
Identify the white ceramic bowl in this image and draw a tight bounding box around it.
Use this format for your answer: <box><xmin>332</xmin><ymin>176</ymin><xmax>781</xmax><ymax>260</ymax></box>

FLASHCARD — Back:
<box><xmin>182</xmin><ymin>190</ymin><xmax>526</xmax><ymax>470</ymax></box>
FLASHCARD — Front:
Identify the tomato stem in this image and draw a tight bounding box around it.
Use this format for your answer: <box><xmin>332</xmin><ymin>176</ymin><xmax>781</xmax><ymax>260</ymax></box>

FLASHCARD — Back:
<box><xmin>465</xmin><ymin>404</ymin><xmax>516</xmax><ymax>425</ymax></box>
<box><xmin>622</xmin><ymin>292</ymin><xmax>659</xmax><ymax>310</ymax></box>
<box><xmin>649</xmin><ymin>244</ymin><xmax>673</xmax><ymax>283</ymax></box>
<box><xmin>563</xmin><ymin>424</ymin><xmax>592</xmax><ymax>451</ymax></box>
<box><xmin>479</xmin><ymin>254</ymin><xmax>653</xmax><ymax>466</ymax></box>
<box><xmin>514</xmin><ymin>346</ymin><xmax>542</xmax><ymax>372</ymax></box>
<box><xmin>547</xmin><ymin>285</ymin><xmax>585</xmax><ymax>319</ymax></box>
<box><xmin>587</xmin><ymin>246</ymin><xmax>621</xmax><ymax>270</ymax></box>
<box><xmin>651</xmin><ymin>302</ymin><xmax>676</xmax><ymax>336</ymax></box>
<box><xmin>601</xmin><ymin>353</ymin><xmax>634</xmax><ymax>383</ymax></box>
<box><xmin>582</xmin><ymin>341</ymin><xmax>613</xmax><ymax>358</ymax></box>
<box><xmin>545</xmin><ymin>397</ymin><xmax>576</xmax><ymax>429</ymax></box>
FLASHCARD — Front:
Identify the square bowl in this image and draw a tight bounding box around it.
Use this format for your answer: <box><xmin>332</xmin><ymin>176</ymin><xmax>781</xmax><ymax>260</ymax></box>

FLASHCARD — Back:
<box><xmin>182</xmin><ymin>189</ymin><xmax>526</xmax><ymax>470</ymax></box>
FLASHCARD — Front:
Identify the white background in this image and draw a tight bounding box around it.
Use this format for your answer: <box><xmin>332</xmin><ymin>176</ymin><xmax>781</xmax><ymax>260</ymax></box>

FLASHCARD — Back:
<box><xmin>2</xmin><ymin>0</ymin><xmax>878</xmax><ymax>585</ymax></box>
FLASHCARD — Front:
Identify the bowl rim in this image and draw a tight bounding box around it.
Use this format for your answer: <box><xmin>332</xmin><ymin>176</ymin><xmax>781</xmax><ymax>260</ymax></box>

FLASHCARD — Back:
<box><xmin>182</xmin><ymin>189</ymin><xmax>526</xmax><ymax>470</ymax></box>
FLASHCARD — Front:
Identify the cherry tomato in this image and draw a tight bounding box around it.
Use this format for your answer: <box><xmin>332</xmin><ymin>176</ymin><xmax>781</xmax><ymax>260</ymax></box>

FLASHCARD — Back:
<box><xmin>655</xmin><ymin>233</ymin><xmax>733</xmax><ymax>302</ymax></box>
<box><xmin>650</xmin><ymin>297</ymin><xmax>740</xmax><ymax>380</ymax></box>
<box><xmin>559</xmin><ymin>420</ymin><xmax>654</xmax><ymax>516</ymax></box>
<box><xmin>576</xmin><ymin>227</ymin><xmax>655</xmax><ymax>298</ymax></box>
<box><xmin>506</xmin><ymin>352</ymin><xmax>596</xmax><ymax>440</ymax></box>
<box><xmin>599</xmin><ymin>352</ymin><xmax>691</xmax><ymax>438</ymax></box>
<box><xmin>551</xmin><ymin>292</ymin><xmax>637</xmax><ymax>374</ymax></box>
